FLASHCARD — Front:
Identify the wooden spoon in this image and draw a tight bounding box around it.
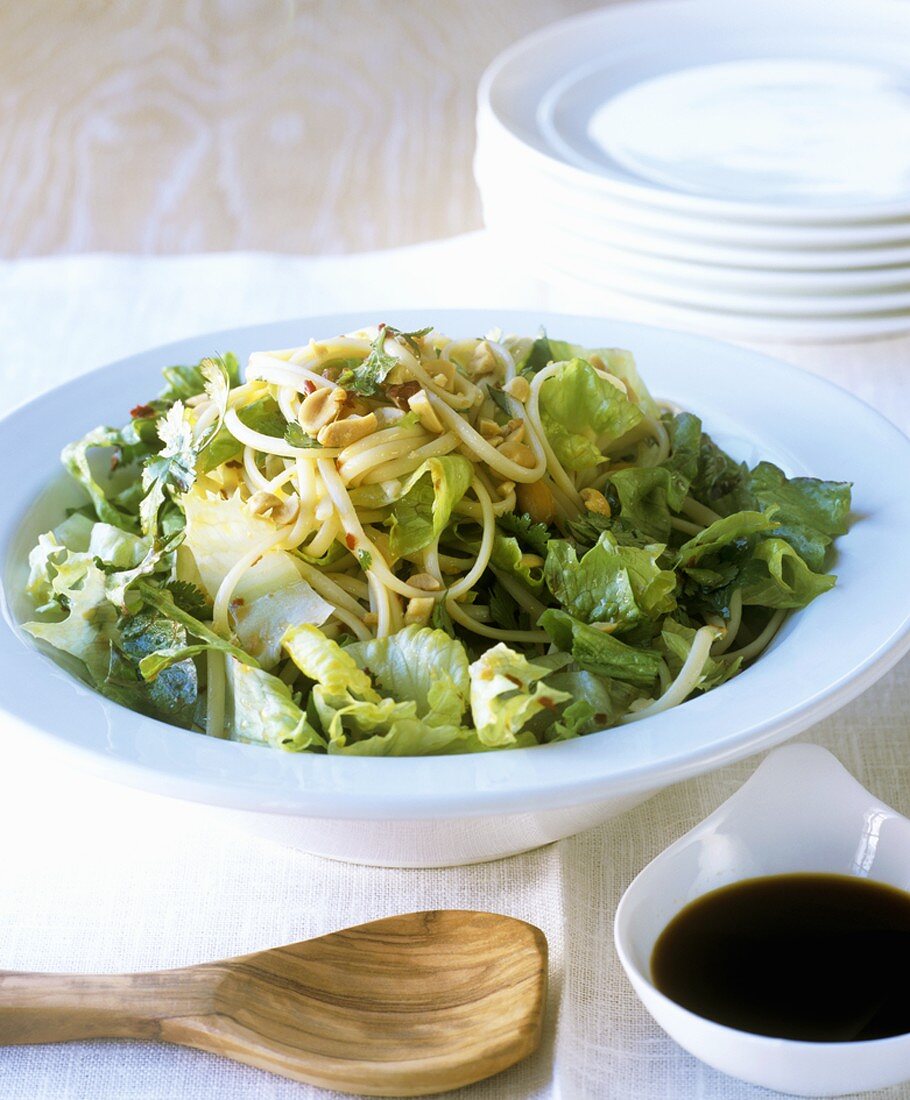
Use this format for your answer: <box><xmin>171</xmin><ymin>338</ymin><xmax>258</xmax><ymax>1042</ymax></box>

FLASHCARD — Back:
<box><xmin>0</xmin><ymin>910</ymin><xmax>547</xmax><ymax>1097</ymax></box>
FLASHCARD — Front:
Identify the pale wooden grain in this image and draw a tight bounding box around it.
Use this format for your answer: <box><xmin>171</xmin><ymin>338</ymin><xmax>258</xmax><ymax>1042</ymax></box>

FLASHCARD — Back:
<box><xmin>0</xmin><ymin>910</ymin><xmax>548</xmax><ymax>1097</ymax></box>
<box><xmin>0</xmin><ymin>0</ymin><xmax>601</xmax><ymax>258</ymax></box>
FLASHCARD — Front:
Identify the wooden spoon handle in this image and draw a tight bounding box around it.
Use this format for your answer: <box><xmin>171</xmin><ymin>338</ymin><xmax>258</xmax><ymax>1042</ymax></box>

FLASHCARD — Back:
<box><xmin>0</xmin><ymin>969</ymin><xmax>211</xmax><ymax>1045</ymax></box>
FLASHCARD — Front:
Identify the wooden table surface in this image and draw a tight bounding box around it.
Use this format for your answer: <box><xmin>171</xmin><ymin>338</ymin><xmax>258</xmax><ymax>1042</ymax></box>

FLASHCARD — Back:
<box><xmin>1</xmin><ymin>0</ymin><xmax>601</xmax><ymax>258</ymax></box>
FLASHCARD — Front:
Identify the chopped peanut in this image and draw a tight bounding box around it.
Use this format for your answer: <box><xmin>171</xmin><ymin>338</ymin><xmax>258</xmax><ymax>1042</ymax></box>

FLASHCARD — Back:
<box><xmin>468</xmin><ymin>341</ymin><xmax>497</xmax><ymax>377</ymax></box>
<box><xmin>408</xmin><ymin>572</ymin><xmax>443</xmax><ymax>592</ymax></box>
<box><xmin>407</xmin><ymin>389</ymin><xmax>444</xmax><ymax>433</ymax></box>
<box><xmin>516</xmin><ymin>480</ymin><xmax>556</xmax><ymax>525</ymax></box>
<box><xmin>478</xmin><ymin>417</ymin><xmax>502</xmax><ymax>441</ymax></box>
<box><xmin>504</xmin><ymin>375</ymin><xmax>531</xmax><ymax>403</ymax></box>
<box><xmin>498</xmin><ymin>440</ymin><xmax>536</xmax><ymax>468</ymax></box>
<box><xmin>504</xmin><ymin>421</ymin><xmax>526</xmax><ymax>445</ymax></box>
<box><xmin>317</xmin><ymin>412</ymin><xmax>378</xmax><ymax>447</ymax></box>
<box><xmin>580</xmin><ymin>487</ymin><xmax>611</xmax><ymax>517</ymax></box>
<box><xmin>362</xmin><ymin>612</ymin><xmax>378</xmax><ymax>627</ymax></box>
<box><xmin>298</xmin><ymin>386</ymin><xmax>347</xmax><ymax>433</ymax></box>
<box><xmin>247</xmin><ymin>491</ymin><xmax>300</xmax><ymax>526</ymax></box>
<box><xmin>404</xmin><ymin>596</ymin><xmax>436</xmax><ymax>625</ymax></box>
<box><xmin>432</xmin><ymin>372</ymin><xmax>450</xmax><ymax>389</ymax></box>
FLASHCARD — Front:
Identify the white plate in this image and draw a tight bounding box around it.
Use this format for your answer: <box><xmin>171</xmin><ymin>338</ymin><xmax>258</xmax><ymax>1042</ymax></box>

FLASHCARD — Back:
<box><xmin>527</xmin><ymin>263</ymin><xmax>910</xmax><ymax>343</ymax></box>
<box><xmin>479</xmin><ymin>192</ymin><xmax>910</xmax><ymax>297</ymax></box>
<box><xmin>475</xmin><ymin>146</ymin><xmax>910</xmax><ymax>271</ymax></box>
<box><xmin>2</xmin><ymin>312</ymin><xmax>910</xmax><ymax>865</ymax></box>
<box><xmin>475</xmin><ymin>132</ymin><xmax>910</xmax><ymax>249</ymax></box>
<box><xmin>479</xmin><ymin>0</ymin><xmax>910</xmax><ymax>223</ymax></box>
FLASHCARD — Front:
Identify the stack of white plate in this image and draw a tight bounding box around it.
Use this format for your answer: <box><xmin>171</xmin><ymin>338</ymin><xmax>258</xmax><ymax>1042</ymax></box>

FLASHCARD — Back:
<box><xmin>475</xmin><ymin>0</ymin><xmax>910</xmax><ymax>341</ymax></box>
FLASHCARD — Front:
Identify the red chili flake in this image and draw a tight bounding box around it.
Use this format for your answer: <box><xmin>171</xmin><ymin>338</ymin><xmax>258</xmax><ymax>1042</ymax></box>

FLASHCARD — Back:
<box><xmin>538</xmin><ymin>696</ymin><xmax>557</xmax><ymax>710</ymax></box>
<box><xmin>504</xmin><ymin>674</ymin><xmax>523</xmax><ymax>688</ymax></box>
<box><xmin>345</xmin><ymin>533</ymin><xmax>357</xmax><ymax>550</ymax></box>
<box><xmin>130</xmin><ymin>403</ymin><xmax>155</xmax><ymax>419</ymax></box>
<box><xmin>302</xmin><ymin>379</ymin><xmax>316</xmax><ymax>394</ymax></box>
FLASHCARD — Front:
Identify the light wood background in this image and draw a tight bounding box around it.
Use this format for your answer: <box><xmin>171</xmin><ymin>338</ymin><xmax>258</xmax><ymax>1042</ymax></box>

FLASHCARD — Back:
<box><xmin>0</xmin><ymin>1</ymin><xmax>601</xmax><ymax>258</ymax></box>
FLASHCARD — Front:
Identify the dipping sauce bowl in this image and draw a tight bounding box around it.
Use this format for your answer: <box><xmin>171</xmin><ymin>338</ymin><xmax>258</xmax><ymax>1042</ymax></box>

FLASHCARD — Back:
<box><xmin>614</xmin><ymin>743</ymin><xmax>910</xmax><ymax>1096</ymax></box>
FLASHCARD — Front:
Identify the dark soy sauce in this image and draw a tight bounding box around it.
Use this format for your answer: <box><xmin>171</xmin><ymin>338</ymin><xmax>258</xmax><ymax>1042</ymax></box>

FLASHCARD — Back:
<box><xmin>651</xmin><ymin>873</ymin><xmax>910</xmax><ymax>1042</ymax></box>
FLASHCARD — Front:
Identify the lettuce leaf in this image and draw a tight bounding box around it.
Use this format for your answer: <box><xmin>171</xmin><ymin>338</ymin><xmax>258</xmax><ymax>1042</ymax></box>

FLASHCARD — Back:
<box><xmin>538</xmin><ymin>359</ymin><xmax>645</xmax><ymax>471</ymax></box>
<box><xmin>62</xmin><ymin>427</ymin><xmax>140</xmax><ymax>532</ymax></box>
<box><xmin>659</xmin><ymin>618</ymin><xmax>741</xmax><ymax>692</ymax></box>
<box><xmin>609</xmin><ymin>467</ymin><xmax>673</xmax><ymax>542</ymax></box>
<box><xmin>23</xmin><ymin>553</ymin><xmax>117</xmax><ymax>683</ymax></box>
<box><xmin>746</xmin><ymin>462</ymin><xmax>852</xmax><ymax>572</ymax></box>
<box><xmin>539</xmin><ymin>609</ymin><xmax>662</xmax><ymax>688</ymax></box>
<box><xmin>544</xmin><ymin>531</ymin><xmax>676</xmax><ymax>629</ymax></box>
<box><xmin>283</xmin><ymin>624</ymin><xmax>470</xmax><ymax>755</ymax></box>
<box><xmin>346</xmin><ymin>626</ymin><xmax>470</xmax><ymax>726</ymax></box>
<box><xmin>543</xmin><ymin>340</ymin><xmax>659</xmax><ymax>418</ymax></box>
<box><xmin>227</xmin><ymin>661</ymin><xmax>324</xmax><ymax>751</ymax></box>
<box><xmin>387</xmin><ymin>455</ymin><xmax>472</xmax><ymax>558</ymax></box>
<box><xmin>675</xmin><ymin>510</ymin><xmax>779</xmax><ymax>569</ymax></box>
<box><xmin>234</xmin><ymin>579</ymin><xmax>333</xmax><ymax>669</ymax></box>
<box><xmin>740</xmin><ymin>538</ymin><xmax>837</xmax><ymax>608</ymax></box>
<box><xmin>468</xmin><ymin>644</ymin><xmax>571</xmax><ymax>748</ymax></box>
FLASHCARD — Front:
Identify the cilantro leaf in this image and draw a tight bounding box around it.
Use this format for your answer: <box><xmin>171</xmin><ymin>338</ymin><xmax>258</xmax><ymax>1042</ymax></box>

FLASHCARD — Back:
<box><xmin>140</xmin><ymin>403</ymin><xmax>196</xmax><ymax>535</ymax></box>
<box><xmin>496</xmin><ymin>512</ymin><xmax>551</xmax><ymax>556</ymax></box>
<box><xmin>284</xmin><ymin>423</ymin><xmax>323</xmax><ymax>449</ymax></box>
<box><xmin>339</xmin><ymin>328</ymin><xmax>399</xmax><ymax>396</ymax></box>
<box><xmin>338</xmin><ymin>326</ymin><xmax>432</xmax><ymax>396</ymax></box>
<box><xmin>166</xmin><ymin>580</ymin><xmax>211</xmax><ymax>617</ymax></box>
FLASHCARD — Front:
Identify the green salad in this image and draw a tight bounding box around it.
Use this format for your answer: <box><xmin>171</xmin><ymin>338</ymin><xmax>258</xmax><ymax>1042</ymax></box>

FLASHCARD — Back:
<box><xmin>23</xmin><ymin>325</ymin><xmax>852</xmax><ymax>755</ymax></box>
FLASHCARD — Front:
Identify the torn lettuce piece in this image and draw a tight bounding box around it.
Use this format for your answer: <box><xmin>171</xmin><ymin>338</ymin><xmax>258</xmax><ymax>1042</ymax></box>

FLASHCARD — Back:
<box><xmin>545</xmin><ymin>669</ymin><xmax>644</xmax><ymax>732</ymax></box>
<box><xmin>539</xmin><ymin>609</ymin><xmax>662</xmax><ymax>689</ymax></box>
<box><xmin>468</xmin><ymin>643</ymin><xmax>572</xmax><ymax>748</ymax></box>
<box><xmin>659</xmin><ymin>618</ymin><xmax>741</xmax><ymax>693</ymax></box>
<box><xmin>745</xmin><ymin>463</ymin><xmax>852</xmax><ymax>572</ymax></box>
<box><xmin>490</xmin><ymin>533</ymin><xmax>546</xmax><ymax>595</ymax></box>
<box><xmin>234</xmin><ymin>579</ymin><xmax>333</xmax><ymax>669</ymax></box>
<box><xmin>740</xmin><ymin>538</ymin><xmax>837</xmax><ymax>609</ymax></box>
<box><xmin>23</xmin><ymin>553</ymin><xmax>117</xmax><ymax>683</ymax></box>
<box><xmin>182</xmin><ymin>487</ymin><xmax>282</xmax><ymax>598</ymax></box>
<box><xmin>345</xmin><ymin>626</ymin><xmax>470</xmax><ymax>727</ymax></box>
<box><xmin>544</xmin><ymin>531</ymin><xmax>676</xmax><ymax>630</ymax></box>
<box><xmin>609</xmin><ymin>467</ymin><xmax>673</xmax><ymax>542</ymax></box>
<box><xmin>62</xmin><ymin>427</ymin><xmax>140</xmax><ymax>532</ymax></box>
<box><xmin>387</xmin><ymin>455</ymin><xmax>472</xmax><ymax>558</ymax></box>
<box><xmin>283</xmin><ymin>625</ymin><xmax>471</xmax><ymax>755</ymax></box>
<box><xmin>227</xmin><ymin>661</ymin><xmax>324</xmax><ymax>751</ymax></box>
<box><xmin>538</xmin><ymin>359</ymin><xmax>645</xmax><ymax>472</ymax></box>
<box><xmin>675</xmin><ymin>510</ymin><xmax>779</xmax><ymax>570</ymax></box>
<box><xmin>88</xmin><ymin>523</ymin><xmax>150</xmax><ymax>569</ymax></box>
<box><xmin>538</xmin><ymin>338</ymin><xmax>660</xmax><ymax>419</ymax></box>
<box><xmin>689</xmin><ymin>431</ymin><xmax>751</xmax><ymax>513</ymax></box>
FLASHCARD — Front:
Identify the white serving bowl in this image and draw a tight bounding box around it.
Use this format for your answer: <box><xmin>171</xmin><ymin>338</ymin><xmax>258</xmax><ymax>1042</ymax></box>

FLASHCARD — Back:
<box><xmin>614</xmin><ymin>744</ymin><xmax>910</xmax><ymax>1096</ymax></box>
<box><xmin>2</xmin><ymin>310</ymin><xmax>910</xmax><ymax>867</ymax></box>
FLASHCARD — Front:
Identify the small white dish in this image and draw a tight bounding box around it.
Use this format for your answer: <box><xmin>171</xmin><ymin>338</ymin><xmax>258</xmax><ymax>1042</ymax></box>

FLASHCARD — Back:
<box><xmin>615</xmin><ymin>744</ymin><xmax>910</xmax><ymax>1096</ymax></box>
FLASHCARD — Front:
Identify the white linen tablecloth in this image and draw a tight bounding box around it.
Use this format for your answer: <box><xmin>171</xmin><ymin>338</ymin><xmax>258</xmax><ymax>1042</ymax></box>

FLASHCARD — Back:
<box><xmin>2</xmin><ymin>233</ymin><xmax>910</xmax><ymax>1100</ymax></box>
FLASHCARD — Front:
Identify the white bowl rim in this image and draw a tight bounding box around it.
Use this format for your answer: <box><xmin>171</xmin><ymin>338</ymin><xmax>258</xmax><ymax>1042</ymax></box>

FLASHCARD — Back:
<box><xmin>477</xmin><ymin>0</ymin><xmax>910</xmax><ymax>225</ymax></box>
<box><xmin>2</xmin><ymin>309</ymin><xmax>910</xmax><ymax>820</ymax></box>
